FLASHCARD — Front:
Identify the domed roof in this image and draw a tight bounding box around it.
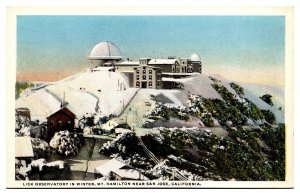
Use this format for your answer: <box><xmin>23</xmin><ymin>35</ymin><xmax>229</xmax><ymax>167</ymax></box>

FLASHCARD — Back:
<box><xmin>190</xmin><ymin>53</ymin><xmax>201</xmax><ymax>62</ymax></box>
<box><xmin>89</xmin><ymin>41</ymin><xmax>122</xmax><ymax>60</ymax></box>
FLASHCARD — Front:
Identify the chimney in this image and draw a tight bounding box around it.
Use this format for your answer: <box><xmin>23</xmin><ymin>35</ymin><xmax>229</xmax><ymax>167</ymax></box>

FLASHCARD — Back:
<box><xmin>60</xmin><ymin>91</ymin><xmax>65</xmax><ymax>108</ymax></box>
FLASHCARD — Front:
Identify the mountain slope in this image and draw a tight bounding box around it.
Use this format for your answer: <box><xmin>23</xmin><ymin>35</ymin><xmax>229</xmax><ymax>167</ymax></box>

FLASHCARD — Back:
<box><xmin>16</xmin><ymin>70</ymin><xmax>284</xmax><ymax>124</ymax></box>
<box><xmin>16</xmin><ymin>69</ymin><xmax>137</xmax><ymax>122</ymax></box>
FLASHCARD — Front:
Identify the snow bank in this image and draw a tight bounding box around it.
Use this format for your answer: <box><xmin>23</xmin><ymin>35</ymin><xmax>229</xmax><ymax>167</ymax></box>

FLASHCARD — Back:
<box><xmin>239</xmin><ymin>83</ymin><xmax>284</xmax><ymax>109</ymax></box>
<box><xmin>171</xmin><ymin>74</ymin><xmax>223</xmax><ymax>100</ymax></box>
<box><xmin>209</xmin><ymin>74</ymin><xmax>284</xmax><ymax>124</ymax></box>
<box><xmin>16</xmin><ymin>69</ymin><xmax>138</xmax><ymax>122</ymax></box>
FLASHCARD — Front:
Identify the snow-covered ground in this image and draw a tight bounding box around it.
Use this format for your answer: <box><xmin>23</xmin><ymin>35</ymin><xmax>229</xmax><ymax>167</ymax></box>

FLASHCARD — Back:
<box><xmin>239</xmin><ymin>83</ymin><xmax>284</xmax><ymax>109</ymax></box>
<box><xmin>16</xmin><ymin>69</ymin><xmax>284</xmax><ymax>124</ymax></box>
<box><xmin>163</xmin><ymin>74</ymin><xmax>223</xmax><ymax>101</ymax></box>
<box><xmin>16</xmin><ymin>69</ymin><xmax>138</xmax><ymax>122</ymax></box>
<box><xmin>209</xmin><ymin>74</ymin><xmax>284</xmax><ymax>124</ymax></box>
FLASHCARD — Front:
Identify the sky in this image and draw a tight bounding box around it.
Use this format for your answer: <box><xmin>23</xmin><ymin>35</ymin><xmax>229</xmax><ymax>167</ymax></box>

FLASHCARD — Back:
<box><xmin>17</xmin><ymin>16</ymin><xmax>285</xmax><ymax>86</ymax></box>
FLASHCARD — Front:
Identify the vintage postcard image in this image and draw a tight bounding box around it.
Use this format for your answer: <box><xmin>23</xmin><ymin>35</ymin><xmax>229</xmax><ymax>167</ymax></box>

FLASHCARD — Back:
<box><xmin>6</xmin><ymin>6</ymin><xmax>294</xmax><ymax>188</ymax></box>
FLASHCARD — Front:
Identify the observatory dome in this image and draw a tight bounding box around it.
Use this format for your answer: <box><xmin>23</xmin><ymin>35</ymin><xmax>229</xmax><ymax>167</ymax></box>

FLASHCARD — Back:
<box><xmin>190</xmin><ymin>53</ymin><xmax>201</xmax><ymax>62</ymax></box>
<box><xmin>89</xmin><ymin>41</ymin><xmax>122</xmax><ymax>60</ymax></box>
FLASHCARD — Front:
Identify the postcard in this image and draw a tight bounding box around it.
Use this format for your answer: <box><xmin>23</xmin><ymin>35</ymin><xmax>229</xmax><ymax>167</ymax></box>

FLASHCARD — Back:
<box><xmin>6</xmin><ymin>6</ymin><xmax>294</xmax><ymax>188</ymax></box>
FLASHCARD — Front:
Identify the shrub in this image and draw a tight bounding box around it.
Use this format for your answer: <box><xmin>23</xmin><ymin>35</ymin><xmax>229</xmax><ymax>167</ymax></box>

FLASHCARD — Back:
<box><xmin>202</xmin><ymin>114</ymin><xmax>214</xmax><ymax>127</ymax></box>
<box><xmin>261</xmin><ymin>110</ymin><xmax>276</xmax><ymax>124</ymax></box>
<box><xmin>260</xmin><ymin>94</ymin><xmax>274</xmax><ymax>106</ymax></box>
<box><xmin>230</xmin><ymin>82</ymin><xmax>245</xmax><ymax>96</ymax></box>
<box><xmin>15</xmin><ymin>81</ymin><xmax>34</xmax><ymax>99</ymax></box>
<box><xmin>31</xmin><ymin>138</ymin><xmax>50</xmax><ymax>159</ymax></box>
<box><xmin>49</xmin><ymin>130</ymin><xmax>81</xmax><ymax>156</ymax></box>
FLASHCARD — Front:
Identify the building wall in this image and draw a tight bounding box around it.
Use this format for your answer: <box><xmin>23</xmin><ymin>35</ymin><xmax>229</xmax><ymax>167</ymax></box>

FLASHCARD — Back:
<box><xmin>179</xmin><ymin>59</ymin><xmax>189</xmax><ymax>73</ymax></box>
<box><xmin>90</xmin><ymin>59</ymin><xmax>105</xmax><ymax>68</ymax></box>
<box><xmin>115</xmin><ymin>65</ymin><xmax>137</xmax><ymax>72</ymax></box>
<box><xmin>122</xmin><ymin>72</ymin><xmax>134</xmax><ymax>87</ymax></box>
<box><xmin>47</xmin><ymin>113</ymin><xmax>74</xmax><ymax>140</ymax></box>
<box><xmin>149</xmin><ymin>64</ymin><xmax>173</xmax><ymax>73</ymax></box>
<box><xmin>192</xmin><ymin>62</ymin><xmax>202</xmax><ymax>73</ymax></box>
<box><xmin>133</xmin><ymin>66</ymin><xmax>162</xmax><ymax>89</ymax></box>
<box><xmin>16</xmin><ymin>108</ymin><xmax>31</xmax><ymax>120</ymax></box>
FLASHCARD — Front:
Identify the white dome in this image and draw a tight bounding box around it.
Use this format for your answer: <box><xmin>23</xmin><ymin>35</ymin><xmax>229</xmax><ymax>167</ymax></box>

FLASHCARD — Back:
<box><xmin>89</xmin><ymin>41</ymin><xmax>122</xmax><ymax>60</ymax></box>
<box><xmin>190</xmin><ymin>53</ymin><xmax>201</xmax><ymax>62</ymax></box>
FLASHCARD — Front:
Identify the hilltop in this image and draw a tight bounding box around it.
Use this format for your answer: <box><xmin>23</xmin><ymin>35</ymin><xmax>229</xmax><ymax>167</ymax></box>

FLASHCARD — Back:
<box><xmin>16</xmin><ymin>68</ymin><xmax>284</xmax><ymax>126</ymax></box>
<box><xmin>15</xmin><ymin>68</ymin><xmax>285</xmax><ymax>181</ymax></box>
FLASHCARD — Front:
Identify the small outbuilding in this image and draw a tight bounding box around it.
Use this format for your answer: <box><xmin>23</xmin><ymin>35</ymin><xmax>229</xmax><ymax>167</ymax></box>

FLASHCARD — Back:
<box><xmin>16</xmin><ymin>107</ymin><xmax>31</xmax><ymax>120</ymax></box>
<box><xmin>94</xmin><ymin>158</ymin><xmax>149</xmax><ymax>180</ymax></box>
<box><xmin>15</xmin><ymin>136</ymin><xmax>34</xmax><ymax>167</ymax></box>
<box><xmin>46</xmin><ymin>107</ymin><xmax>75</xmax><ymax>140</ymax></box>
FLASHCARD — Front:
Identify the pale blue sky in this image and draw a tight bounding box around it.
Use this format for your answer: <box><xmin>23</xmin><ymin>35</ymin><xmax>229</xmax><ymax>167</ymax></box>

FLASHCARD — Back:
<box><xmin>17</xmin><ymin>16</ymin><xmax>285</xmax><ymax>84</ymax></box>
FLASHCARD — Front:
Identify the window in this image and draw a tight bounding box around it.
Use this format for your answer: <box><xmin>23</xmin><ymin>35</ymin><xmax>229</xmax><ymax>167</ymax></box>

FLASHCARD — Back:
<box><xmin>136</xmin><ymin>82</ymin><xmax>140</xmax><ymax>87</ymax></box>
<box><xmin>149</xmin><ymin>82</ymin><xmax>152</xmax><ymax>86</ymax></box>
<box><xmin>149</xmin><ymin>75</ymin><xmax>152</xmax><ymax>80</ymax></box>
<box><xmin>143</xmin><ymin>75</ymin><xmax>146</xmax><ymax>80</ymax></box>
<box><xmin>149</xmin><ymin>70</ymin><xmax>152</xmax><ymax>74</ymax></box>
<box><xmin>136</xmin><ymin>75</ymin><xmax>139</xmax><ymax>80</ymax></box>
<box><xmin>143</xmin><ymin>70</ymin><xmax>146</xmax><ymax>74</ymax></box>
<box><xmin>136</xmin><ymin>70</ymin><xmax>139</xmax><ymax>74</ymax></box>
<box><xmin>50</xmin><ymin>120</ymin><xmax>54</xmax><ymax>126</ymax></box>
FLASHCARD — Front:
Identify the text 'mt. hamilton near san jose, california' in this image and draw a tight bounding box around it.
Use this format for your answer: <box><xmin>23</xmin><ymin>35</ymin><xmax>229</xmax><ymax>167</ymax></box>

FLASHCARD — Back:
<box><xmin>11</xmin><ymin>14</ymin><xmax>292</xmax><ymax>188</ymax></box>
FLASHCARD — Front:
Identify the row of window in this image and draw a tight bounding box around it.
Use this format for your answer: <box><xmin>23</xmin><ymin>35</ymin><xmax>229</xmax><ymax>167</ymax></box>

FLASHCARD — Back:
<box><xmin>136</xmin><ymin>69</ymin><xmax>153</xmax><ymax>74</ymax></box>
<box><xmin>136</xmin><ymin>75</ymin><xmax>152</xmax><ymax>80</ymax></box>
<box><xmin>49</xmin><ymin>120</ymin><xmax>72</xmax><ymax>126</ymax></box>
<box><xmin>136</xmin><ymin>81</ymin><xmax>157</xmax><ymax>87</ymax></box>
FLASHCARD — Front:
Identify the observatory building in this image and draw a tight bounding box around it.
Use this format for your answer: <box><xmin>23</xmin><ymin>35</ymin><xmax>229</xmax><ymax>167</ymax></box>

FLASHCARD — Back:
<box><xmin>89</xmin><ymin>41</ymin><xmax>123</xmax><ymax>67</ymax></box>
<box><xmin>88</xmin><ymin>41</ymin><xmax>202</xmax><ymax>89</ymax></box>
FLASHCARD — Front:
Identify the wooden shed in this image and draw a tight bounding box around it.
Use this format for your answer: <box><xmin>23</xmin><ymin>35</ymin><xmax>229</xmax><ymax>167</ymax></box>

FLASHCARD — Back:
<box><xmin>46</xmin><ymin>107</ymin><xmax>75</xmax><ymax>140</ymax></box>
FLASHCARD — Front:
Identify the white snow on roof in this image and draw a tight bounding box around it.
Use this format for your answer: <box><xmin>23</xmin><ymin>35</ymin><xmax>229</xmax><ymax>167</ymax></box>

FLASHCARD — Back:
<box><xmin>101</xmin><ymin>120</ymin><xmax>119</xmax><ymax>131</ymax></box>
<box><xmin>95</xmin><ymin>159</ymin><xmax>128</xmax><ymax>176</ymax></box>
<box><xmin>113</xmin><ymin>168</ymin><xmax>149</xmax><ymax>180</ymax></box>
<box><xmin>115</xmin><ymin>128</ymin><xmax>132</xmax><ymax>134</ymax></box>
<box><xmin>89</xmin><ymin>41</ymin><xmax>122</xmax><ymax>59</ymax></box>
<box><xmin>91</xmin><ymin>67</ymin><xmax>114</xmax><ymax>71</ymax></box>
<box><xmin>190</xmin><ymin>53</ymin><xmax>201</xmax><ymax>62</ymax></box>
<box><xmin>115</xmin><ymin>61</ymin><xmax>139</xmax><ymax>66</ymax></box>
<box><xmin>95</xmin><ymin>158</ymin><xmax>148</xmax><ymax>180</ymax></box>
<box><xmin>148</xmin><ymin>59</ymin><xmax>177</xmax><ymax>65</ymax></box>
<box><xmin>15</xmin><ymin>137</ymin><xmax>34</xmax><ymax>158</ymax></box>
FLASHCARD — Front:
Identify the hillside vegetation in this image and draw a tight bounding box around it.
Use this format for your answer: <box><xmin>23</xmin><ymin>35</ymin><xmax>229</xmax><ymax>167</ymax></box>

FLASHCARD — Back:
<box><xmin>100</xmin><ymin>77</ymin><xmax>285</xmax><ymax>181</ymax></box>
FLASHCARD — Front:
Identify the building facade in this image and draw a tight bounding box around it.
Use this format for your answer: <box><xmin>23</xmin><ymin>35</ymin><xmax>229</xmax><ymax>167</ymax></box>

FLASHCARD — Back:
<box><xmin>46</xmin><ymin>107</ymin><xmax>75</xmax><ymax>140</ymax></box>
<box><xmin>133</xmin><ymin>65</ymin><xmax>162</xmax><ymax>89</ymax></box>
<box><xmin>88</xmin><ymin>41</ymin><xmax>202</xmax><ymax>89</ymax></box>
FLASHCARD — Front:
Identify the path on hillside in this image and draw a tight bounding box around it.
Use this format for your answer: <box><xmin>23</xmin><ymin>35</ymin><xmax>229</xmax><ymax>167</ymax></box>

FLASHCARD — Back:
<box><xmin>112</xmin><ymin>89</ymin><xmax>159</xmax><ymax>136</ymax></box>
<box><xmin>66</xmin><ymin>137</ymin><xmax>111</xmax><ymax>180</ymax></box>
